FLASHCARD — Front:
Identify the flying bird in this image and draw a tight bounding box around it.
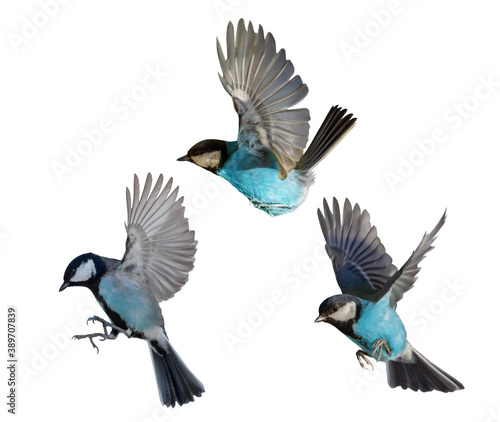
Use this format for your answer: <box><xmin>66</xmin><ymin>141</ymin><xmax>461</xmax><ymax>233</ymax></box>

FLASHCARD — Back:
<box><xmin>314</xmin><ymin>198</ymin><xmax>464</xmax><ymax>392</ymax></box>
<box><xmin>59</xmin><ymin>174</ymin><xmax>204</xmax><ymax>407</ymax></box>
<box><xmin>178</xmin><ymin>19</ymin><xmax>356</xmax><ymax>216</ymax></box>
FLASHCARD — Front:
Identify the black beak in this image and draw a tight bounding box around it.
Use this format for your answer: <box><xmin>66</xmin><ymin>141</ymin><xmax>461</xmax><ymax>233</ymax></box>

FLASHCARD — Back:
<box><xmin>59</xmin><ymin>281</ymin><xmax>70</xmax><ymax>292</ymax></box>
<box><xmin>177</xmin><ymin>155</ymin><xmax>191</xmax><ymax>162</ymax></box>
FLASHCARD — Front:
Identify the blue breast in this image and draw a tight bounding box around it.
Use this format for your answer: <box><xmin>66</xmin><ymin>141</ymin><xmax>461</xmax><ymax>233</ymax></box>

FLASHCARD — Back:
<box><xmin>98</xmin><ymin>273</ymin><xmax>164</xmax><ymax>333</ymax></box>
<box><xmin>218</xmin><ymin>143</ymin><xmax>313</xmax><ymax>216</ymax></box>
<box><xmin>351</xmin><ymin>296</ymin><xmax>407</xmax><ymax>361</ymax></box>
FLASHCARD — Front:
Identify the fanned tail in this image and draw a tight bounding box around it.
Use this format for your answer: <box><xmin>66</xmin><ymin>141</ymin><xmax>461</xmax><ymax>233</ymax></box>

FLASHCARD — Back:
<box><xmin>149</xmin><ymin>336</ymin><xmax>204</xmax><ymax>407</ymax></box>
<box><xmin>386</xmin><ymin>344</ymin><xmax>464</xmax><ymax>393</ymax></box>
<box><xmin>297</xmin><ymin>105</ymin><xmax>356</xmax><ymax>171</ymax></box>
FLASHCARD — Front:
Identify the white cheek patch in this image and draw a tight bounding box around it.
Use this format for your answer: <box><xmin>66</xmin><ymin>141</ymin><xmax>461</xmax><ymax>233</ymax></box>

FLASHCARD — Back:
<box><xmin>192</xmin><ymin>151</ymin><xmax>221</xmax><ymax>169</ymax></box>
<box><xmin>329</xmin><ymin>302</ymin><xmax>356</xmax><ymax>322</ymax></box>
<box><xmin>71</xmin><ymin>260</ymin><xmax>96</xmax><ymax>282</ymax></box>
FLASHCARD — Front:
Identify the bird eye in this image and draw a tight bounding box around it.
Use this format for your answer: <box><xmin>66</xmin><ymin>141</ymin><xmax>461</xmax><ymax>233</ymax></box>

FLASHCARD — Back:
<box><xmin>333</xmin><ymin>306</ymin><xmax>338</xmax><ymax>312</ymax></box>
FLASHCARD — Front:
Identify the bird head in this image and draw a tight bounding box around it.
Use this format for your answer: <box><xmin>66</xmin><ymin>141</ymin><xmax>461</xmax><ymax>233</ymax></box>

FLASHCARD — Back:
<box><xmin>59</xmin><ymin>253</ymin><xmax>106</xmax><ymax>292</ymax></box>
<box><xmin>315</xmin><ymin>294</ymin><xmax>362</xmax><ymax>331</ymax></box>
<box><xmin>178</xmin><ymin>139</ymin><xmax>229</xmax><ymax>173</ymax></box>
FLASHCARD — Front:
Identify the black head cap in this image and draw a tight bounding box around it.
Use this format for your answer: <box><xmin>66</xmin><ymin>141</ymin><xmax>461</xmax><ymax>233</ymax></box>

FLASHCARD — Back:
<box><xmin>60</xmin><ymin>253</ymin><xmax>106</xmax><ymax>292</ymax></box>
<box><xmin>315</xmin><ymin>294</ymin><xmax>362</xmax><ymax>335</ymax></box>
<box><xmin>177</xmin><ymin>139</ymin><xmax>230</xmax><ymax>173</ymax></box>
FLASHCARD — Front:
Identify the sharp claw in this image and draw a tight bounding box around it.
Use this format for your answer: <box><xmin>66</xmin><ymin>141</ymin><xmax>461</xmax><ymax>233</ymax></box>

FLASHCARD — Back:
<box><xmin>77</xmin><ymin>314</ymin><xmax>131</xmax><ymax>355</ymax></box>
<box><xmin>356</xmin><ymin>350</ymin><xmax>374</xmax><ymax>370</ymax></box>
<box><xmin>373</xmin><ymin>338</ymin><xmax>391</xmax><ymax>362</ymax></box>
<box><xmin>72</xmin><ymin>331</ymin><xmax>109</xmax><ymax>353</ymax></box>
<box><xmin>89</xmin><ymin>337</ymin><xmax>99</xmax><ymax>354</ymax></box>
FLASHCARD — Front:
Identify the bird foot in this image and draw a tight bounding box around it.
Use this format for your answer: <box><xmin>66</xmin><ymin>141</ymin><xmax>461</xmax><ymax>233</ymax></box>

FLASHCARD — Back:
<box><xmin>86</xmin><ymin>315</ymin><xmax>131</xmax><ymax>338</ymax></box>
<box><xmin>73</xmin><ymin>315</ymin><xmax>131</xmax><ymax>353</ymax></box>
<box><xmin>72</xmin><ymin>332</ymin><xmax>113</xmax><ymax>354</ymax></box>
<box><xmin>373</xmin><ymin>338</ymin><xmax>391</xmax><ymax>361</ymax></box>
<box><xmin>356</xmin><ymin>350</ymin><xmax>374</xmax><ymax>370</ymax></box>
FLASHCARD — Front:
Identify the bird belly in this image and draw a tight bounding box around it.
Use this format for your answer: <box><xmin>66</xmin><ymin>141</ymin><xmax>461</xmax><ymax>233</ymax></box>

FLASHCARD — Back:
<box><xmin>218</xmin><ymin>163</ymin><xmax>313</xmax><ymax>216</ymax></box>
<box><xmin>353</xmin><ymin>302</ymin><xmax>407</xmax><ymax>361</ymax></box>
<box><xmin>98</xmin><ymin>274</ymin><xmax>164</xmax><ymax>336</ymax></box>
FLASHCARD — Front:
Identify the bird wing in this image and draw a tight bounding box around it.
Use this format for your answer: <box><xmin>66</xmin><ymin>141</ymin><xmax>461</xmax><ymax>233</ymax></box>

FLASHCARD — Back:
<box><xmin>383</xmin><ymin>211</ymin><xmax>446</xmax><ymax>308</ymax></box>
<box><xmin>217</xmin><ymin>19</ymin><xmax>310</xmax><ymax>179</ymax></box>
<box><xmin>318</xmin><ymin>198</ymin><xmax>398</xmax><ymax>301</ymax></box>
<box><xmin>118</xmin><ymin>174</ymin><xmax>197</xmax><ymax>302</ymax></box>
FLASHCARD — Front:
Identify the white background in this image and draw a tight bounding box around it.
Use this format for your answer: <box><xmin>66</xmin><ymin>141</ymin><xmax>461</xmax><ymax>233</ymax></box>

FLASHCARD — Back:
<box><xmin>2</xmin><ymin>1</ymin><xmax>500</xmax><ymax>421</ymax></box>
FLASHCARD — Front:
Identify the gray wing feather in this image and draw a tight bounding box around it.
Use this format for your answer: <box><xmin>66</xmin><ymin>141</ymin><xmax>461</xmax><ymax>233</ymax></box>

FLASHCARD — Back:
<box><xmin>318</xmin><ymin>198</ymin><xmax>398</xmax><ymax>300</ymax></box>
<box><xmin>119</xmin><ymin>174</ymin><xmax>196</xmax><ymax>302</ymax></box>
<box><xmin>217</xmin><ymin>19</ymin><xmax>310</xmax><ymax>179</ymax></box>
<box><xmin>385</xmin><ymin>211</ymin><xmax>446</xmax><ymax>307</ymax></box>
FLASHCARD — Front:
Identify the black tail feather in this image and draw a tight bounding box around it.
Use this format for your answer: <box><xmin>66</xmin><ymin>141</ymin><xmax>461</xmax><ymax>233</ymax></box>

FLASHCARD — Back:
<box><xmin>296</xmin><ymin>105</ymin><xmax>356</xmax><ymax>171</ymax></box>
<box><xmin>386</xmin><ymin>345</ymin><xmax>464</xmax><ymax>393</ymax></box>
<box><xmin>149</xmin><ymin>340</ymin><xmax>204</xmax><ymax>407</ymax></box>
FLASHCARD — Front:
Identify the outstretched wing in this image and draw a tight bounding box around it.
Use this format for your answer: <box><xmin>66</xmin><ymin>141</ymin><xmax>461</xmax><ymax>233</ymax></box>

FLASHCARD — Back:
<box><xmin>217</xmin><ymin>19</ymin><xmax>310</xmax><ymax>179</ymax></box>
<box><xmin>383</xmin><ymin>211</ymin><xmax>446</xmax><ymax>308</ymax></box>
<box><xmin>318</xmin><ymin>198</ymin><xmax>398</xmax><ymax>301</ymax></box>
<box><xmin>118</xmin><ymin>174</ymin><xmax>196</xmax><ymax>302</ymax></box>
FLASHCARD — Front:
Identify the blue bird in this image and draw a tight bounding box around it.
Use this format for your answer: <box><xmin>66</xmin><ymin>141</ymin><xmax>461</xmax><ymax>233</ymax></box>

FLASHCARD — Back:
<box><xmin>178</xmin><ymin>20</ymin><xmax>356</xmax><ymax>216</ymax></box>
<box><xmin>314</xmin><ymin>198</ymin><xmax>464</xmax><ymax>392</ymax></box>
<box><xmin>59</xmin><ymin>174</ymin><xmax>204</xmax><ymax>407</ymax></box>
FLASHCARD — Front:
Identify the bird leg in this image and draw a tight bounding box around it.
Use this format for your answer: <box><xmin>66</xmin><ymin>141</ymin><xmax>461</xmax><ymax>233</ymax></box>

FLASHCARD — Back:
<box><xmin>72</xmin><ymin>332</ymin><xmax>111</xmax><ymax>354</ymax></box>
<box><xmin>356</xmin><ymin>350</ymin><xmax>374</xmax><ymax>370</ymax></box>
<box><xmin>372</xmin><ymin>338</ymin><xmax>391</xmax><ymax>361</ymax></box>
<box><xmin>72</xmin><ymin>315</ymin><xmax>131</xmax><ymax>354</ymax></box>
<box><xmin>85</xmin><ymin>315</ymin><xmax>131</xmax><ymax>338</ymax></box>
